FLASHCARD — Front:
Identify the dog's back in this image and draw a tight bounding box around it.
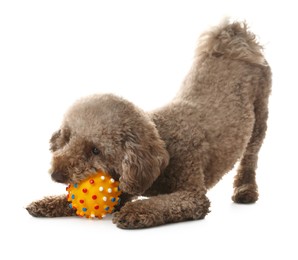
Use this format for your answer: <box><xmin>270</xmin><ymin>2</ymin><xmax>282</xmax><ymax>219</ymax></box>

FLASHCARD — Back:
<box><xmin>150</xmin><ymin>20</ymin><xmax>271</xmax><ymax>192</ymax></box>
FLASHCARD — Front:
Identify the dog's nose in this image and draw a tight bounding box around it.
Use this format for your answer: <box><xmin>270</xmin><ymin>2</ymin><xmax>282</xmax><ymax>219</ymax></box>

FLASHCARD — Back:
<box><xmin>51</xmin><ymin>171</ymin><xmax>68</xmax><ymax>183</ymax></box>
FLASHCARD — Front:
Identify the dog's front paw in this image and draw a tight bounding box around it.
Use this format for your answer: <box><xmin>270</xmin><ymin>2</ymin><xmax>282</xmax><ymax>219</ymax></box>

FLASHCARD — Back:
<box><xmin>26</xmin><ymin>195</ymin><xmax>76</xmax><ymax>217</ymax></box>
<box><xmin>26</xmin><ymin>200</ymin><xmax>47</xmax><ymax>217</ymax></box>
<box><xmin>112</xmin><ymin>200</ymin><xmax>162</xmax><ymax>229</ymax></box>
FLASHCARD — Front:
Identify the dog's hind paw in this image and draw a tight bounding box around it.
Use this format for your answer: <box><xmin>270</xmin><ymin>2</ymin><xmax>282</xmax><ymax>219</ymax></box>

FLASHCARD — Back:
<box><xmin>232</xmin><ymin>184</ymin><xmax>259</xmax><ymax>204</ymax></box>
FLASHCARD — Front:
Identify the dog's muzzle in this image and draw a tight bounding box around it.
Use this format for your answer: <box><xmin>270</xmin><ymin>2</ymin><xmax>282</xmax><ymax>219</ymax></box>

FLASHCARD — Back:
<box><xmin>51</xmin><ymin>171</ymin><xmax>68</xmax><ymax>183</ymax></box>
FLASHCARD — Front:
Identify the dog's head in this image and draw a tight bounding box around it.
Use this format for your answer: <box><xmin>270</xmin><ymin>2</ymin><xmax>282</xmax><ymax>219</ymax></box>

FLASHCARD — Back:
<box><xmin>49</xmin><ymin>94</ymin><xmax>169</xmax><ymax>195</ymax></box>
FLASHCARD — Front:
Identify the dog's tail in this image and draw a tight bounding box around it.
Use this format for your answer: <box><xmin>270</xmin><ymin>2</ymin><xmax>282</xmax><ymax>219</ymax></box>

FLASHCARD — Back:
<box><xmin>196</xmin><ymin>19</ymin><xmax>267</xmax><ymax>66</ymax></box>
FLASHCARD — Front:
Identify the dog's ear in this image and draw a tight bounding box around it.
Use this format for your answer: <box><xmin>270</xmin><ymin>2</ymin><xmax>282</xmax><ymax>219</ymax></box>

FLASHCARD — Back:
<box><xmin>50</xmin><ymin>128</ymin><xmax>71</xmax><ymax>152</ymax></box>
<box><xmin>120</xmin><ymin>131</ymin><xmax>169</xmax><ymax>195</ymax></box>
<box><xmin>50</xmin><ymin>130</ymin><xmax>61</xmax><ymax>152</ymax></box>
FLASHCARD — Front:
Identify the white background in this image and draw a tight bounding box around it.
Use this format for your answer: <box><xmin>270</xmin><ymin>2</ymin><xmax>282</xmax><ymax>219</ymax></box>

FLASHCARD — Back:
<box><xmin>0</xmin><ymin>0</ymin><xmax>297</xmax><ymax>259</ymax></box>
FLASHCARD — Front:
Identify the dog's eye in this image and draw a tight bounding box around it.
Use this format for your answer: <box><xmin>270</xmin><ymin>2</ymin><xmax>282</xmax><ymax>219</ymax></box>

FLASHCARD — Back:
<box><xmin>92</xmin><ymin>147</ymin><xmax>100</xmax><ymax>155</ymax></box>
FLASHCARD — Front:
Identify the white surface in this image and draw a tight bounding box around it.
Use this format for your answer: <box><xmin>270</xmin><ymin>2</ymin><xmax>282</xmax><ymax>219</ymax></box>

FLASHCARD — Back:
<box><xmin>0</xmin><ymin>1</ymin><xmax>297</xmax><ymax>259</ymax></box>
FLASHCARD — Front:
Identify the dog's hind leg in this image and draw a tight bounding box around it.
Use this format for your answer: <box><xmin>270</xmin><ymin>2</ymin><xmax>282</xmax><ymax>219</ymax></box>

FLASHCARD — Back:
<box><xmin>232</xmin><ymin>68</ymin><xmax>271</xmax><ymax>204</ymax></box>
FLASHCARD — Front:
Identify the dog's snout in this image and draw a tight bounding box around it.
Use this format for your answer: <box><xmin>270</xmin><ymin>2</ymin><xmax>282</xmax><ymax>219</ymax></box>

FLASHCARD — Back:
<box><xmin>51</xmin><ymin>171</ymin><xmax>68</xmax><ymax>183</ymax></box>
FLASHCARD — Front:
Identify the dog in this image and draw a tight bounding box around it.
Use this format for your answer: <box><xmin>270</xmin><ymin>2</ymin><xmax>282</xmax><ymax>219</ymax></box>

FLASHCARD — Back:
<box><xmin>26</xmin><ymin>20</ymin><xmax>271</xmax><ymax>229</ymax></box>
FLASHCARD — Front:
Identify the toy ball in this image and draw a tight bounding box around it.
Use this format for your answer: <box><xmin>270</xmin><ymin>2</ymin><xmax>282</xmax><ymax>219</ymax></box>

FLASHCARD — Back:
<box><xmin>66</xmin><ymin>171</ymin><xmax>121</xmax><ymax>219</ymax></box>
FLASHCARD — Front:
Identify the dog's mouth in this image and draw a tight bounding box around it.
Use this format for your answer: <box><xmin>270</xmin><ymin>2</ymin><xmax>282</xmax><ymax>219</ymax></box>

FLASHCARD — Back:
<box><xmin>108</xmin><ymin>168</ymin><xmax>119</xmax><ymax>181</ymax></box>
<box><xmin>50</xmin><ymin>167</ymin><xmax>119</xmax><ymax>185</ymax></box>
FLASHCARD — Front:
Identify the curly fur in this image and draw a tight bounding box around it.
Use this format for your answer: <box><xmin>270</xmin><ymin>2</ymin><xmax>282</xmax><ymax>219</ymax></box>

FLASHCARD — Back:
<box><xmin>26</xmin><ymin>20</ymin><xmax>271</xmax><ymax>229</ymax></box>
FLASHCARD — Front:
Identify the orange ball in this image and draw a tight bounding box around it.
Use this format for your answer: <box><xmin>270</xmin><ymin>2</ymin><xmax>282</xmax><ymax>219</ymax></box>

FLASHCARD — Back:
<box><xmin>66</xmin><ymin>171</ymin><xmax>121</xmax><ymax>219</ymax></box>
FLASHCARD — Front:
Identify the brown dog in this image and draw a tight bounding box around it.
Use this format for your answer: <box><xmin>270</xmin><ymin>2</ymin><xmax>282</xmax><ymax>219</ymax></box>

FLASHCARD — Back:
<box><xmin>26</xmin><ymin>20</ymin><xmax>271</xmax><ymax>229</ymax></box>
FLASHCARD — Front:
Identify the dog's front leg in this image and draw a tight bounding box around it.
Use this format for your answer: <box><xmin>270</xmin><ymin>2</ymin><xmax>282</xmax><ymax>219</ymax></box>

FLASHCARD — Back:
<box><xmin>112</xmin><ymin>191</ymin><xmax>210</xmax><ymax>229</ymax></box>
<box><xmin>26</xmin><ymin>195</ymin><xmax>76</xmax><ymax>217</ymax></box>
